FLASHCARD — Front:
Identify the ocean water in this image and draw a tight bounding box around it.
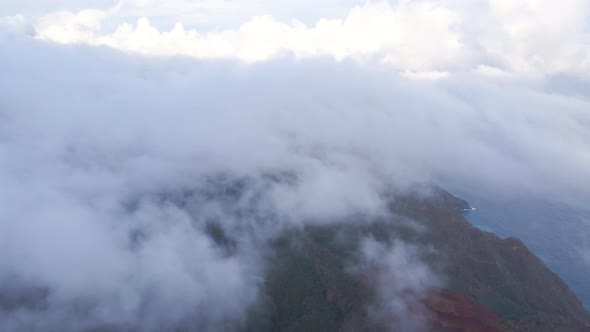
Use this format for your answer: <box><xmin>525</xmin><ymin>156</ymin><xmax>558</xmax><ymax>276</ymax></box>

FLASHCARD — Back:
<box><xmin>456</xmin><ymin>190</ymin><xmax>590</xmax><ymax>310</ymax></box>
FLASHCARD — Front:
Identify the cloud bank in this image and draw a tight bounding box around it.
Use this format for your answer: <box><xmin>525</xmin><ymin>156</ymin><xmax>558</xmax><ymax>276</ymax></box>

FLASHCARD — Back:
<box><xmin>1</xmin><ymin>1</ymin><xmax>590</xmax><ymax>330</ymax></box>
<box><xmin>9</xmin><ymin>0</ymin><xmax>587</xmax><ymax>78</ymax></box>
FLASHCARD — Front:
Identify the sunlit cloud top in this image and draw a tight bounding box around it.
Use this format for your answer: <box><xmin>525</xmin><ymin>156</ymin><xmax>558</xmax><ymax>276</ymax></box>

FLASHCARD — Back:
<box><xmin>2</xmin><ymin>0</ymin><xmax>589</xmax><ymax>78</ymax></box>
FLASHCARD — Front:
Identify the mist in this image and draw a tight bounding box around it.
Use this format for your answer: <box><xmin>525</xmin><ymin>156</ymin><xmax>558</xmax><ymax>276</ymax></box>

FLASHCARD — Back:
<box><xmin>1</xmin><ymin>18</ymin><xmax>590</xmax><ymax>330</ymax></box>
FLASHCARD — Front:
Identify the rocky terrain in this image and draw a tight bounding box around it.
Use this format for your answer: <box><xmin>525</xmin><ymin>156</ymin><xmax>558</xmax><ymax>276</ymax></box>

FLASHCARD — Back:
<box><xmin>238</xmin><ymin>187</ymin><xmax>590</xmax><ymax>331</ymax></box>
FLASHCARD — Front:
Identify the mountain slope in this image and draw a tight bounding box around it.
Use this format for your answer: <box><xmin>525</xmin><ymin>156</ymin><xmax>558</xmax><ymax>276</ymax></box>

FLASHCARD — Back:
<box><xmin>243</xmin><ymin>187</ymin><xmax>590</xmax><ymax>331</ymax></box>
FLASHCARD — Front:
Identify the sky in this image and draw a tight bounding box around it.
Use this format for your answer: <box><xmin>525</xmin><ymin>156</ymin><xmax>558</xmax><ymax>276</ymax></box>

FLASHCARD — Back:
<box><xmin>0</xmin><ymin>0</ymin><xmax>363</xmax><ymax>31</ymax></box>
<box><xmin>1</xmin><ymin>1</ymin><xmax>590</xmax><ymax>331</ymax></box>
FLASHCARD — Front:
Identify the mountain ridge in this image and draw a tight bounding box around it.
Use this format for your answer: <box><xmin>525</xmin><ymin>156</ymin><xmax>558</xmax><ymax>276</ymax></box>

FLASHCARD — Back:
<box><xmin>241</xmin><ymin>186</ymin><xmax>590</xmax><ymax>331</ymax></box>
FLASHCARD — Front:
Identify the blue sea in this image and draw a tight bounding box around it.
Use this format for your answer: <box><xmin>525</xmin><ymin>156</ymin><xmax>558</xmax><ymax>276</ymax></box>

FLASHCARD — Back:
<box><xmin>454</xmin><ymin>189</ymin><xmax>590</xmax><ymax>310</ymax></box>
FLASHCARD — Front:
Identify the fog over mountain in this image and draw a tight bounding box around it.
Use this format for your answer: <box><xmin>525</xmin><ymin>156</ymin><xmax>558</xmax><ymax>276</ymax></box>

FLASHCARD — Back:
<box><xmin>1</xmin><ymin>1</ymin><xmax>589</xmax><ymax>331</ymax></box>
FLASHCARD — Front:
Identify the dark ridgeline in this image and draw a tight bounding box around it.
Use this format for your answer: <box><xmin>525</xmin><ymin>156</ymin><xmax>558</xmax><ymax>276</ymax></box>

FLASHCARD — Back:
<box><xmin>1</xmin><ymin>181</ymin><xmax>589</xmax><ymax>331</ymax></box>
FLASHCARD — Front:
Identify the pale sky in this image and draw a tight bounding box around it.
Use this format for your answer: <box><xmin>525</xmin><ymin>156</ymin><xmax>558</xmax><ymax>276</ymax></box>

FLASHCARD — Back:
<box><xmin>0</xmin><ymin>0</ymin><xmax>364</xmax><ymax>29</ymax></box>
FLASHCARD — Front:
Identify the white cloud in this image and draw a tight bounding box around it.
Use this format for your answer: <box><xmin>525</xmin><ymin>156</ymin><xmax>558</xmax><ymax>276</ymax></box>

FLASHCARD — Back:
<box><xmin>19</xmin><ymin>0</ymin><xmax>589</xmax><ymax>77</ymax></box>
<box><xmin>480</xmin><ymin>0</ymin><xmax>590</xmax><ymax>75</ymax></box>
<box><xmin>401</xmin><ymin>70</ymin><xmax>449</xmax><ymax>80</ymax></box>
<box><xmin>35</xmin><ymin>9</ymin><xmax>106</xmax><ymax>43</ymax></box>
<box><xmin>30</xmin><ymin>1</ymin><xmax>466</xmax><ymax>70</ymax></box>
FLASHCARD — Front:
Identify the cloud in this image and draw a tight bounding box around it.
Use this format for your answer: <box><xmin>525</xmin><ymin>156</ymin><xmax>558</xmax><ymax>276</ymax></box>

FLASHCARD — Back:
<box><xmin>34</xmin><ymin>9</ymin><xmax>106</xmax><ymax>43</ymax></box>
<box><xmin>0</xmin><ymin>15</ymin><xmax>34</xmax><ymax>37</ymax></box>
<box><xmin>355</xmin><ymin>237</ymin><xmax>440</xmax><ymax>332</ymax></box>
<box><xmin>1</xmin><ymin>3</ymin><xmax>590</xmax><ymax>329</ymax></box>
<box><xmin>18</xmin><ymin>0</ymin><xmax>590</xmax><ymax>77</ymax></box>
<box><xmin>479</xmin><ymin>0</ymin><xmax>590</xmax><ymax>76</ymax></box>
<box><xmin>30</xmin><ymin>1</ymin><xmax>464</xmax><ymax>69</ymax></box>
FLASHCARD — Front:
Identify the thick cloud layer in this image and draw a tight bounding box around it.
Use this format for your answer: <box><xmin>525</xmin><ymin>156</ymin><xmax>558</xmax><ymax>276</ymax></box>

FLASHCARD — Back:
<box><xmin>1</xmin><ymin>10</ymin><xmax>590</xmax><ymax>329</ymax></box>
<box><xmin>10</xmin><ymin>0</ymin><xmax>589</xmax><ymax>78</ymax></box>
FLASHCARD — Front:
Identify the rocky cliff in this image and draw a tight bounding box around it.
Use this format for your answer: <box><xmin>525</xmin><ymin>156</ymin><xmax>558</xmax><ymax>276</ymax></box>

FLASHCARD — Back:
<box><xmin>241</xmin><ymin>187</ymin><xmax>590</xmax><ymax>332</ymax></box>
